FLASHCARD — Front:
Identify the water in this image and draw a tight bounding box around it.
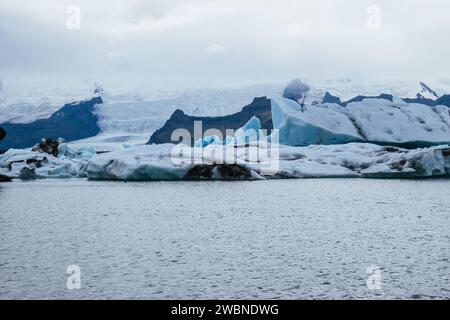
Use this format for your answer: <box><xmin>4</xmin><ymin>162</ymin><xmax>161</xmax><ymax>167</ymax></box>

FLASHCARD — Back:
<box><xmin>0</xmin><ymin>179</ymin><xmax>449</xmax><ymax>299</ymax></box>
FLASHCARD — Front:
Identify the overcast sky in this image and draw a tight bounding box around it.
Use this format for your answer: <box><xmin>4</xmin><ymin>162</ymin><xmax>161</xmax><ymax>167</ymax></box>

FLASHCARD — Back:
<box><xmin>0</xmin><ymin>0</ymin><xmax>449</xmax><ymax>90</ymax></box>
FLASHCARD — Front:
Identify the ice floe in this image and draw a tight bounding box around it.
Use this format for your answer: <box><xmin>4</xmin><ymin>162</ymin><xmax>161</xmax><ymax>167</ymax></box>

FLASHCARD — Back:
<box><xmin>271</xmin><ymin>97</ymin><xmax>450</xmax><ymax>148</ymax></box>
<box><xmin>1</xmin><ymin>141</ymin><xmax>449</xmax><ymax>181</ymax></box>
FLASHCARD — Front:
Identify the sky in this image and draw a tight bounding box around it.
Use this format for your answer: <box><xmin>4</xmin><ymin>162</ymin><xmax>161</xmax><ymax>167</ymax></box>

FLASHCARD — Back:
<box><xmin>0</xmin><ymin>0</ymin><xmax>449</xmax><ymax>91</ymax></box>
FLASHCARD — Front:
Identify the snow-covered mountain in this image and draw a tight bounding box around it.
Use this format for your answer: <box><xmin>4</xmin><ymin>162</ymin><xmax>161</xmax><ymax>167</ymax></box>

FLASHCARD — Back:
<box><xmin>1</xmin><ymin>78</ymin><xmax>450</xmax><ymax>150</ymax></box>
<box><xmin>0</xmin><ymin>97</ymin><xmax>102</xmax><ymax>149</ymax></box>
<box><xmin>2</xmin><ymin>78</ymin><xmax>449</xmax><ymax>132</ymax></box>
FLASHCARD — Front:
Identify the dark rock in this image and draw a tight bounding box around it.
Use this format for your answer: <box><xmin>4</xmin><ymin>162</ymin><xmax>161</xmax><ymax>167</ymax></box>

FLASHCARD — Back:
<box><xmin>26</xmin><ymin>157</ymin><xmax>48</xmax><ymax>168</ymax></box>
<box><xmin>402</xmin><ymin>97</ymin><xmax>435</xmax><ymax>106</ymax></box>
<box><xmin>383</xmin><ymin>146</ymin><xmax>401</xmax><ymax>153</ymax></box>
<box><xmin>442</xmin><ymin>148</ymin><xmax>450</xmax><ymax>157</ymax></box>
<box><xmin>186</xmin><ymin>163</ymin><xmax>252</xmax><ymax>180</ymax></box>
<box><xmin>434</xmin><ymin>94</ymin><xmax>450</xmax><ymax>107</ymax></box>
<box><xmin>389</xmin><ymin>158</ymin><xmax>407</xmax><ymax>171</ymax></box>
<box><xmin>18</xmin><ymin>167</ymin><xmax>39</xmax><ymax>180</ymax></box>
<box><xmin>322</xmin><ymin>92</ymin><xmax>342</xmax><ymax>105</ymax></box>
<box><xmin>0</xmin><ymin>127</ymin><xmax>5</xmax><ymax>141</ymax></box>
<box><xmin>7</xmin><ymin>155</ymin><xmax>48</xmax><ymax>170</ymax></box>
<box><xmin>342</xmin><ymin>94</ymin><xmax>393</xmax><ymax>107</ymax></box>
<box><xmin>401</xmin><ymin>94</ymin><xmax>450</xmax><ymax>107</ymax></box>
<box><xmin>147</xmin><ymin>97</ymin><xmax>273</xmax><ymax>146</ymax></box>
<box><xmin>0</xmin><ymin>174</ymin><xmax>12</xmax><ymax>182</ymax></box>
<box><xmin>32</xmin><ymin>138</ymin><xmax>60</xmax><ymax>157</ymax></box>
<box><xmin>0</xmin><ymin>96</ymin><xmax>102</xmax><ymax>150</ymax></box>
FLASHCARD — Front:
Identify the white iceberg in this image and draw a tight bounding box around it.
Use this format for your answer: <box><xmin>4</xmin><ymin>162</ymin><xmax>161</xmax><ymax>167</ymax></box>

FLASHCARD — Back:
<box><xmin>271</xmin><ymin>97</ymin><xmax>450</xmax><ymax>148</ymax></box>
<box><xmin>345</xmin><ymin>99</ymin><xmax>450</xmax><ymax>146</ymax></box>
<box><xmin>0</xmin><ymin>143</ymin><xmax>94</xmax><ymax>179</ymax></box>
<box><xmin>1</xmin><ymin>141</ymin><xmax>449</xmax><ymax>180</ymax></box>
<box><xmin>84</xmin><ymin>143</ymin><xmax>450</xmax><ymax>180</ymax></box>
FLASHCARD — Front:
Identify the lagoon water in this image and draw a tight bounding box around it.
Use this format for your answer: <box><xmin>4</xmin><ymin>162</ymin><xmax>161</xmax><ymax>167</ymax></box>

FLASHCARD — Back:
<box><xmin>0</xmin><ymin>179</ymin><xmax>449</xmax><ymax>299</ymax></box>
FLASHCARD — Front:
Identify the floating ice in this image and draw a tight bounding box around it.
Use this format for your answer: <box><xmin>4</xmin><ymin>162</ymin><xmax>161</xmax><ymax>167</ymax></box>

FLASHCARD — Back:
<box><xmin>234</xmin><ymin>116</ymin><xmax>262</xmax><ymax>145</ymax></box>
<box><xmin>1</xmin><ymin>142</ymin><xmax>449</xmax><ymax>181</ymax></box>
<box><xmin>271</xmin><ymin>97</ymin><xmax>363</xmax><ymax>146</ymax></box>
<box><xmin>271</xmin><ymin>97</ymin><xmax>450</xmax><ymax>148</ymax></box>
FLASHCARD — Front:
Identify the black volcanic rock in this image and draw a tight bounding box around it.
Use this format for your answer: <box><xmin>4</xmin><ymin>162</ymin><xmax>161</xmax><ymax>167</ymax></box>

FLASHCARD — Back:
<box><xmin>0</xmin><ymin>127</ymin><xmax>5</xmax><ymax>141</ymax></box>
<box><xmin>0</xmin><ymin>174</ymin><xmax>12</xmax><ymax>182</ymax></box>
<box><xmin>322</xmin><ymin>92</ymin><xmax>342</xmax><ymax>105</ymax></box>
<box><xmin>0</xmin><ymin>96</ymin><xmax>102</xmax><ymax>150</ymax></box>
<box><xmin>342</xmin><ymin>93</ymin><xmax>393</xmax><ymax>106</ymax></box>
<box><xmin>435</xmin><ymin>94</ymin><xmax>450</xmax><ymax>107</ymax></box>
<box><xmin>402</xmin><ymin>97</ymin><xmax>435</xmax><ymax>106</ymax></box>
<box><xmin>31</xmin><ymin>138</ymin><xmax>60</xmax><ymax>157</ymax></box>
<box><xmin>147</xmin><ymin>97</ymin><xmax>273</xmax><ymax>146</ymax></box>
<box><xmin>401</xmin><ymin>95</ymin><xmax>450</xmax><ymax>107</ymax></box>
<box><xmin>186</xmin><ymin>164</ymin><xmax>252</xmax><ymax>180</ymax></box>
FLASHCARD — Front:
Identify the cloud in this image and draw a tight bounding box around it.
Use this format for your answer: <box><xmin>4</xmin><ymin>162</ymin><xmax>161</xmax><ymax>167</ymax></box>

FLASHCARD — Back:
<box><xmin>0</xmin><ymin>0</ymin><xmax>449</xmax><ymax>89</ymax></box>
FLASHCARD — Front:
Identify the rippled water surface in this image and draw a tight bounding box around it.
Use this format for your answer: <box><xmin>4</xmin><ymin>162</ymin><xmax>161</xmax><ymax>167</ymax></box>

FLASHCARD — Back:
<box><xmin>0</xmin><ymin>179</ymin><xmax>449</xmax><ymax>299</ymax></box>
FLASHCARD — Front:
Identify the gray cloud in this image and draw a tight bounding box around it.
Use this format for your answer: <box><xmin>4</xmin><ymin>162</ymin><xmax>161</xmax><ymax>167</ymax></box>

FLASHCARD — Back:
<box><xmin>0</xmin><ymin>0</ymin><xmax>449</xmax><ymax>90</ymax></box>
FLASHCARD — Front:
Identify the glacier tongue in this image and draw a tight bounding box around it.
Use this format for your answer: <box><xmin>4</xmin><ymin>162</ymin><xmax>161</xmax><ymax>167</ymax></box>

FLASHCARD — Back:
<box><xmin>271</xmin><ymin>97</ymin><xmax>450</xmax><ymax>148</ymax></box>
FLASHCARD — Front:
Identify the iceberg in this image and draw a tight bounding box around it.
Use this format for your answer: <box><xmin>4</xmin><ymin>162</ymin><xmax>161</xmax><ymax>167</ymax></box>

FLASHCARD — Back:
<box><xmin>271</xmin><ymin>97</ymin><xmax>363</xmax><ymax>146</ymax></box>
<box><xmin>271</xmin><ymin>97</ymin><xmax>450</xmax><ymax>148</ymax></box>
<box><xmin>84</xmin><ymin>143</ymin><xmax>450</xmax><ymax>180</ymax></box>
<box><xmin>233</xmin><ymin>116</ymin><xmax>262</xmax><ymax>145</ymax></box>
<box><xmin>194</xmin><ymin>116</ymin><xmax>264</xmax><ymax>147</ymax></box>
<box><xmin>345</xmin><ymin>99</ymin><xmax>450</xmax><ymax>147</ymax></box>
<box><xmin>0</xmin><ymin>143</ymin><xmax>93</xmax><ymax>179</ymax></box>
<box><xmin>194</xmin><ymin>135</ymin><xmax>223</xmax><ymax>148</ymax></box>
<box><xmin>1</xmin><ymin>141</ymin><xmax>449</xmax><ymax>181</ymax></box>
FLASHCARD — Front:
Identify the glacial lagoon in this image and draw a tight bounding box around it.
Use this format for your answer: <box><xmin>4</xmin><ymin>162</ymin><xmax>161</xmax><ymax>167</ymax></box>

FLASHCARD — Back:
<box><xmin>0</xmin><ymin>178</ymin><xmax>449</xmax><ymax>299</ymax></box>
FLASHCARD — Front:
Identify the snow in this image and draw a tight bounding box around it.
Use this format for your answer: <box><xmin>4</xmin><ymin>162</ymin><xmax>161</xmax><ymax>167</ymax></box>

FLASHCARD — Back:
<box><xmin>271</xmin><ymin>97</ymin><xmax>450</xmax><ymax>147</ymax></box>
<box><xmin>1</xmin><ymin>141</ymin><xmax>449</xmax><ymax>181</ymax></box>
<box><xmin>3</xmin><ymin>78</ymin><xmax>450</xmax><ymax>132</ymax></box>
<box><xmin>345</xmin><ymin>99</ymin><xmax>450</xmax><ymax>144</ymax></box>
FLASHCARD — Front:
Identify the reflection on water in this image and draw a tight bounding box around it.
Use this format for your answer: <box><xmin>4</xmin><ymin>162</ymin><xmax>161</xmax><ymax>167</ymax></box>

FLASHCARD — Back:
<box><xmin>0</xmin><ymin>178</ymin><xmax>449</xmax><ymax>299</ymax></box>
